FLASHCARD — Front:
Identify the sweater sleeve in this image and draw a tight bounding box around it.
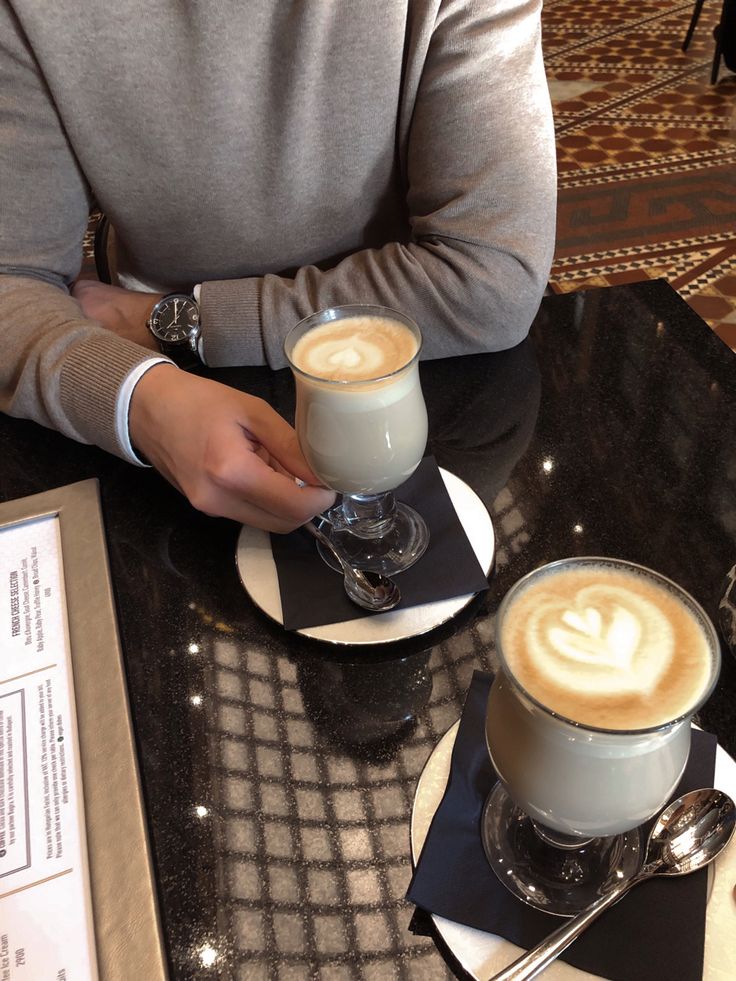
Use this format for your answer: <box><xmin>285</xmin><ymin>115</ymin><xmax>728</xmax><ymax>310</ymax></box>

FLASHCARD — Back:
<box><xmin>0</xmin><ymin>1</ymin><xmax>160</xmax><ymax>459</ymax></box>
<box><xmin>199</xmin><ymin>0</ymin><xmax>556</xmax><ymax>369</ymax></box>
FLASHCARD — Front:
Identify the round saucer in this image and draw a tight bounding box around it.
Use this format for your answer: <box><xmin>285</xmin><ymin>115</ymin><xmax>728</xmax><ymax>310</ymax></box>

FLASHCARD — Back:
<box><xmin>235</xmin><ymin>468</ymin><xmax>494</xmax><ymax>645</ymax></box>
<box><xmin>410</xmin><ymin>723</ymin><xmax>736</xmax><ymax>981</ymax></box>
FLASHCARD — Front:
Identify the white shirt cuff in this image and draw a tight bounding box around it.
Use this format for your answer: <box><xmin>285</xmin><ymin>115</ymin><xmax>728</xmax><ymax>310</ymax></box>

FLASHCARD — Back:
<box><xmin>116</xmin><ymin>357</ymin><xmax>174</xmax><ymax>466</ymax></box>
<box><xmin>193</xmin><ymin>283</ymin><xmax>207</xmax><ymax>365</ymax></box>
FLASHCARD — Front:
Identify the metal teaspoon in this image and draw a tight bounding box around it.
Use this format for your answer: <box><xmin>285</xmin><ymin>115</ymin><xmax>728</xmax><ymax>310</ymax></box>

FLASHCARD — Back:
<box><xmin>304</xmin><ymin>520</ymin><xmax>401</xmax><ymax>612</ymax></box>
<box><xmin>488</xmin><ymin>787</ymin><xmax>736</xmax><ymax>981</ymax></box>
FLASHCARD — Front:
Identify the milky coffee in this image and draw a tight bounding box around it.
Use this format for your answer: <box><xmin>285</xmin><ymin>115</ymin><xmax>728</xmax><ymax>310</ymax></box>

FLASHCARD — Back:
<box><xmin>290</xmin><ymin>315</ymin><xmax>427</xmax><ymax>495</ymax></box>
<box><xmin>499</xmin><ymin>560</ymin><xmax>716</xmax><ymax>731</ymax></box>
<box><xmin>485</xmin><ymin>559</ymin><xmax>720</xmax><ymax>836</ymax></box>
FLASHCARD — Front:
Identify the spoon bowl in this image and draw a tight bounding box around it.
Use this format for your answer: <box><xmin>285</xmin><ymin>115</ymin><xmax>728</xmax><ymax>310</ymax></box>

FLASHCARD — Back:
<box><xmin>646</xmin><ymin>787</ymin><xmax>736</xmax><ymax>877</ymax></box>
<box><xmin>304</xmin><ymin>521</ymin><xmax>401</xmax><ymax>612</ymax></box>
<box><xmin>489</xmin><ymin>787</ymin><xmax>736</xmax><ymax>981</ymax></box>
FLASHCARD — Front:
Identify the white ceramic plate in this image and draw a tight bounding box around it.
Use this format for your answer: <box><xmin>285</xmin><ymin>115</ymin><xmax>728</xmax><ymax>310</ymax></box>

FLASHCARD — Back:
<box><xmin>410</xmin><ymin>722</ymin><xmax>736</xmax><ymax>981</ymax></box>
<box><xmin>235</xmin><ymin>469</ymin><xmax>494</xmax><ymax>645</ymax></box>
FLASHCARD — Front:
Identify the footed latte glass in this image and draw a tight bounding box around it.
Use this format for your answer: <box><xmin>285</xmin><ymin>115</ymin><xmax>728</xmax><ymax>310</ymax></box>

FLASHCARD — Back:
<box><xmin>284</xmin><ymin>305</ymin><xmax>429</xmax><ymax>576</ymax></box>
<box><xmin>482</xmin><ymin>557</ymin><xmax>721</xmax><ymax>916</ymax></box>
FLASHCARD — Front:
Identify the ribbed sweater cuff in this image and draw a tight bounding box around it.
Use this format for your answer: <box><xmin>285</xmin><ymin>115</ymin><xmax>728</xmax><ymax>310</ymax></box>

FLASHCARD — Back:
<box><xmin>59</xmin><ymin>333</ymin><xmax>160</xmax><ymax>460</ymax></box>
<box><xmin>199</xmin><ymin>278</ymin><xmax>265</xmax><ymax>367</ymax></box>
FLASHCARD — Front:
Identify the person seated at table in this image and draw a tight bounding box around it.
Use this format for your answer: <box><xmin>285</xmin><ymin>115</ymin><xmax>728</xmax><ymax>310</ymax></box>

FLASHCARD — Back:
<box><xmin>0</xmin><ymin>0</ymin><xmax>556</xmax><ymax>532</ymax></box>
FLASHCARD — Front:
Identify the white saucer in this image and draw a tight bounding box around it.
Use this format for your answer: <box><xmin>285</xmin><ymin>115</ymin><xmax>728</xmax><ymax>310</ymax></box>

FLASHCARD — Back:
<box><xmin>235</xmin><ymin>469</ymin><xmax>494</xmax><ymax>645</ymax></box>
<box><xmin>410</xmin><ymin>723</ymin><xmax>736</xmax><ymax>981</ymax></box>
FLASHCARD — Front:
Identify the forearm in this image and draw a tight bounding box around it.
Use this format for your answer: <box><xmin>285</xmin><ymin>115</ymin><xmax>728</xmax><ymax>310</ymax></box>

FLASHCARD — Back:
<box><xmin>0</xmin><ymin>5</ymin><xmax>164</xmax><ymax>459</ymax></box>
<box><xmin>0</xmin><ymin>275</ymin><xmax>164</xmax><ymax>459</ymax></box>
<box><xmin>200</xmin><ymin>234</ymin><xmax>550</xmax><ymax>370</ymax></box>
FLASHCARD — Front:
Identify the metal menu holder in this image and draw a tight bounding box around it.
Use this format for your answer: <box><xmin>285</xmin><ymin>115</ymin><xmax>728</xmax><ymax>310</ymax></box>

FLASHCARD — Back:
<box><xmin>0</xmin><ymin>479</ymin><xmax>167</xmax><ymax>980</ymax></box>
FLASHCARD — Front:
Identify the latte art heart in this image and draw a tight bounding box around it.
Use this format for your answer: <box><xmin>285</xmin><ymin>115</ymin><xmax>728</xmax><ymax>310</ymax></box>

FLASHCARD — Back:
<box><xmin>527</xmin><ymin>584</ymin><xmax>675</xmax><ymax>696</ymax></box>
<box><xmin>550</xmin><ymin>605</ymin><xmax>640</xmax><ymax>671</ymax></box>
<box><xmin>309</xmin><ymin>335</ymin><xmax>384</xmax><ymax>376</ymax></box>
<box><xmin>327</xmin><ymin>345</ymin><xmax>362</xmax><ymax>369</ymax></box>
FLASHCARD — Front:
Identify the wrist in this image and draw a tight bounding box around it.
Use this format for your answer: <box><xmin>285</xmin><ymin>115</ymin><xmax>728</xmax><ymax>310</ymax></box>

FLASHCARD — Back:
<box><xmin>118</xmin><ymin>357</ymin><xmax>170</xmax><ymax>465</ymax></box>
<box><xmin>129</xmin><ymin>361</ymin><xmax>179</xmax><ymax>453</ymax></box>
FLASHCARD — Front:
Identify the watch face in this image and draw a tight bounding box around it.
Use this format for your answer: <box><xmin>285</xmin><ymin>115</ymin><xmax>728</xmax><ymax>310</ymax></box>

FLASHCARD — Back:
<box><xmin>152</xmin><ymin>296</ymin><xmax>199</xmax><ymax>343</ymax></box>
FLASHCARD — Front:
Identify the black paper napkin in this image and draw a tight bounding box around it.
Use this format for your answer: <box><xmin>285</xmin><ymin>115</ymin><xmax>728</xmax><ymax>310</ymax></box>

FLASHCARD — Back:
<box><xmin>271</xmin><ymin>457</ymin><xmax>490</xmax><ymax>631</ymax></box>
<box><xmin>407</xmin><ymin>671</ymin><xmax>718</xmax><ymax>981</ymax></box>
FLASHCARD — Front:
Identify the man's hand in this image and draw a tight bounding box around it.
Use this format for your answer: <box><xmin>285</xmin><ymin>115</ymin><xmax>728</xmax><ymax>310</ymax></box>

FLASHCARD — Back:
<box><xmin>71</xmin><ymin>280</ymin><xmax>162</xmax><ymax>349</ymax></box>
<box><xmin>129</xmin><ymin>363</ymin><xmax>336</xmax><ymax>532</ymax></box>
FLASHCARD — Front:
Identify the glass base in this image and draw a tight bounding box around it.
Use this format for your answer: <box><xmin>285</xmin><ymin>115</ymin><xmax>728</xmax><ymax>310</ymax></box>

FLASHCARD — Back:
<box><xmin>317</xmin><ymin>502</ymin><xmax>429</xmax><ymax>575</ymax></box>
<box><xmin>481</xmin><ymin>783</ymin><xmax>642</xmax><ymax>916</ymax></box>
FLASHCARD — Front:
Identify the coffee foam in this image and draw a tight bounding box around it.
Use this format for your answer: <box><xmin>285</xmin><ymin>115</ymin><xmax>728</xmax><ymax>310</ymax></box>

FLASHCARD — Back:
<box><xmin>500</xmin><ymin>563</ymin><xmax>716</xmax><ymax>730</ymax></box>
<box><xmin>291</xmin><ymin>315</ymin><xmax>418</xmax><ymax>382</ymax></box>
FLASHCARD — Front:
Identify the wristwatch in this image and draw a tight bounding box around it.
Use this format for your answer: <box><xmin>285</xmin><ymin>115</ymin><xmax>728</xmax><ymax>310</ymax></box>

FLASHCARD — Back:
<box><xmin>146</xmin><ymin>292</ymin><xmax>201</xmax><ymax>368</ymax></box>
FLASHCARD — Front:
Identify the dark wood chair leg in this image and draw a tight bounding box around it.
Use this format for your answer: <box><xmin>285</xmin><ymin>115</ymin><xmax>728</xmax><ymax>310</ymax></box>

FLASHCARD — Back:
<box><xmin>683</xmin><ymin>0</ymin><xmax>708</xmax><ymax>50</ymax></box>
<box><xmin>711</xmin><ymin>32</ymin><xmax>723</xmax><ymax>83</ymax></box>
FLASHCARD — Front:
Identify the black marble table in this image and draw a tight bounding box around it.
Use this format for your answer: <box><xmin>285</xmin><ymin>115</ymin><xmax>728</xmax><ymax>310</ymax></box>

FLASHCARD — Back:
<box><xmin>2</xmin><ymin>280</ymin><xmax>735</xmax><ymax>980</ymax></box>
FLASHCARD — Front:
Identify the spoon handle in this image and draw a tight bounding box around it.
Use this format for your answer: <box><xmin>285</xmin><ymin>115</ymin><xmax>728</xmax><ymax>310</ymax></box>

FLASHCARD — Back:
<box><xmin>303</xmin><ymin>520</ymin><xmax>349</xmax><ymax>570</ymax></box>
<box><xmin>487</xmin><ymin>872</ymin><xmax>648</xmax><ymax>981</ymax></box>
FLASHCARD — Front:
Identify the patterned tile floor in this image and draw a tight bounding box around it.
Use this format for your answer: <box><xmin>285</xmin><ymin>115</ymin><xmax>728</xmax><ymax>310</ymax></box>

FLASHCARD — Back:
<box><xmin>545</xmin><ymin>0</ymin><xmax>736</xmax><ymax>350</ymax></box>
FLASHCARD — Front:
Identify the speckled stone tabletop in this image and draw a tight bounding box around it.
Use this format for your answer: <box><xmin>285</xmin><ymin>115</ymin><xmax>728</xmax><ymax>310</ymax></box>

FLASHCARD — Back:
<box><xmin>2</xmin><ymin>280</ymin><xmax>735</xmax><ymax>979</ymax></box>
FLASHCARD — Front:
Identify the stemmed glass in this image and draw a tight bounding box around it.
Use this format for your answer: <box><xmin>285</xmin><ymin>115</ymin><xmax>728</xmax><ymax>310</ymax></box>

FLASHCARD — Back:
<box><xmin>284</xmin><ymin>305</ymin><xmax>429</xmax><ymax>576</ymax></box>
<box><xmin>482</xmin><ymin>558</ymin><xmax>721</xmax><ymax>916</ymax></box>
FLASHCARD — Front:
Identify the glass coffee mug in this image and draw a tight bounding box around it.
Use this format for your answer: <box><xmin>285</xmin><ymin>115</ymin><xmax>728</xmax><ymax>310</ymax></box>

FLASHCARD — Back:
<box><xmin>284</xmin><ymin>305</ymin><xmax>429</xmax><ymax>575</ymax></box>
<box><xmin>482</xmin><ymin>557</ymin><xmax>721</xmax><ymax>915</ymax></box>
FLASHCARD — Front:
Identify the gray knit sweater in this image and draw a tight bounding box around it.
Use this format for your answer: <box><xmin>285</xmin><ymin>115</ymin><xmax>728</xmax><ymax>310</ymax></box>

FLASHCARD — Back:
<box><xmin>0</xmin><ymin>0</ymin><xmax>556</xmax><ymax>460</ymax></box>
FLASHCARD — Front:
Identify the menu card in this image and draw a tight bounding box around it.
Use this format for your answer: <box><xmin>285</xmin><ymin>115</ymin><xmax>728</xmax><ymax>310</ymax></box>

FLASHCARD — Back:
<box><xmin>0</xmin><ymin>514</ymin><xmax>98</xmax><ymax>980</ymax></box>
